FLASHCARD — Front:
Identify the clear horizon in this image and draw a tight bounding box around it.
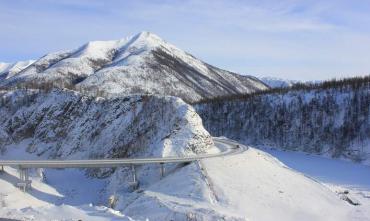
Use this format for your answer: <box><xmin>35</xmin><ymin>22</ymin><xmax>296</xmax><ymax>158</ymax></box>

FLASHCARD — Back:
<box><xmin>1</xmin><ymin>0</ymin><xmax>370</xmax><ymax>81</ymax></box>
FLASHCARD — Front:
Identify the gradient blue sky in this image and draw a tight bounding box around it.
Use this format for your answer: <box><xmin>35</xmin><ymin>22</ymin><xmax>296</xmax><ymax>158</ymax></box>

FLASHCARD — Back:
<box><xmin>1</xmin><ymin>0</ymin><xmax>370</xmax><ymax>80</ymax></box>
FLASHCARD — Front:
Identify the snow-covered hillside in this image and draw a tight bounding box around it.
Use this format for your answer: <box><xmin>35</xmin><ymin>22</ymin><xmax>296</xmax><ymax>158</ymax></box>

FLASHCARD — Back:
<box><xmin>196</xmin><ymin>82</ymin><xmax>370</xmax><ymax>163</ymax></box>
<box><xmin>0</xmin><ymin>32</ymin><xmax>268</xmax><ymax>102</ymax></box>
<box><xmin>0</xmin><ymin>89</ymin><xmax>213</xmax><ymax>159</ymax></box>
<box><xmin>0</xmin><ymin>60</ymin><xmax>35</xmax><ymax>80</ymax></box>
<box><xmin>259</xmin><ymin>76</ymin><xmax>297</xmax><ymax>88</ymax></box>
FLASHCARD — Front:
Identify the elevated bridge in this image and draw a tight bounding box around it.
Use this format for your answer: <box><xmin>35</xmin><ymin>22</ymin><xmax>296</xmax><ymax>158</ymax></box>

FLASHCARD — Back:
<box><xmin>0</xmin><ymin>137</ymin><xmax>246</xmax><ymax>191</ymax></box>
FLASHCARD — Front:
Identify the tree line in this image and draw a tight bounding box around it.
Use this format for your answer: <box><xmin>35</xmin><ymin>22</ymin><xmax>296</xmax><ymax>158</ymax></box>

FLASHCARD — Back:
<box><xmin>193</xmin><ymin>75</ymin><xmax>370</xmax><ymax>104</ymax></box>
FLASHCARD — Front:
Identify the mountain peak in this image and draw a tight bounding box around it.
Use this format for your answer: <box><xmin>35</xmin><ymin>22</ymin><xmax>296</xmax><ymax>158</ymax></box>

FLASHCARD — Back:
<box><xmin>74</xmin><ymin>32</ymin><xmax>163</xmax><ymax>58</ymax></box>
<box><xmin>0</xmin><ymin>60</ymin><xmax>35</xmax><ymax>78</ymax></box>
<box><xmin>135</xmin><ymin>31</ymin><xmax>156</xmax><ymax>38</ymax></box>
<box><xmin>0</xmin><ymin>32</ymin><xmax>268</xmax><ymax>102</ymax></box>
<box><xmin>128</xmin><ymin>31</ymin><xmax>167</xmax><ymax>49</ymax></box>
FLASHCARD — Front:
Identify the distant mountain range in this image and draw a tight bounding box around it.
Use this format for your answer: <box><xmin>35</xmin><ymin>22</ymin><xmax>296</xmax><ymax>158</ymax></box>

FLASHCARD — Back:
<box><xmin>259</xmin><ymin>76</ymin><xmax>298</xmax><ymax>88</ymax></box>
<box><xmin>0</xmin><ymin>60</ymin><xmax>35</xmax><ymax>80</ymax></box>
<box><xmin>0</xmin><ymin>32</ymin><xmax>268</xmax><ymax>102</ymax></box>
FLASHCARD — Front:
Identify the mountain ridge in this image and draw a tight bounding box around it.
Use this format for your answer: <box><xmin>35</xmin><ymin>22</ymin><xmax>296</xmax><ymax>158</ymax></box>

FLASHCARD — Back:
<box><xmin>0</xmin><ymin>32</ymin><xmax>268</xmax><ymax>102</ymax></box>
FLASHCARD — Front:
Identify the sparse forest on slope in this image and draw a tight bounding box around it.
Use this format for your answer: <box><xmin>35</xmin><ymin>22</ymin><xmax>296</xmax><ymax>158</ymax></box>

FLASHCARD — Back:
<box><xmin>195</xmin><ymin>76</ymin><xmax>370</xmax><ymax>163</ymax></box>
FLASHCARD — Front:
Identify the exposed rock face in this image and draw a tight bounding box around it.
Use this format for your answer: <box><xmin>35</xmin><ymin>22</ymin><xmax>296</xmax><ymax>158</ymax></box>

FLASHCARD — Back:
<box><xmin>0</xmin><ymin>32</ymin><xmax>268</xmax><ymax>103</ymax></box>
<box><xmin>0</xmin><ymin>89</ymin><xmax>213</xmax><ymax>159</ymax></box>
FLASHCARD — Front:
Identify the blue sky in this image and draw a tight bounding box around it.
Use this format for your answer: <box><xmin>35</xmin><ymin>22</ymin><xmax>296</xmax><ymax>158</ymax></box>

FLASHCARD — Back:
<box><xmin>1</xmin><ymin>0</ymin><xmax>370</xmax><ymax>80</ymax></box>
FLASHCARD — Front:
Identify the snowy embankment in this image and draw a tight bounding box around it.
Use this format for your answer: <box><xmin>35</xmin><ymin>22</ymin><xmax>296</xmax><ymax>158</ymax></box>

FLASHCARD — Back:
<box><xmin>264</xmin><ymin>147</ymin><xmax>370</xmax><ymax>219</ymax></box>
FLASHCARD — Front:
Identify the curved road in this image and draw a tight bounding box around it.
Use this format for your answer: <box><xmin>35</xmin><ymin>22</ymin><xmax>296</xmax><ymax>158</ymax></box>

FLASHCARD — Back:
<box><xmin>0</xmin><ymin>137</ymin><xmax>246</xmax><ymax>169</ymax></box>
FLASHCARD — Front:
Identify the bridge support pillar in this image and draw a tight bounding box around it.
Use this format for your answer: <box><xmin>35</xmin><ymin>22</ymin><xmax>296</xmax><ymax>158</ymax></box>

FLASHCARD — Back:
<box><xmin>0</xmin><ymin>165</ymin><xmax>4</xmax><ymax>173</ymax></box>
<box><xmin>129</xmin><ymin>165</ymin><xmax>139</xmax><ymax>190</ymax></box>
<box><xmin>131</xmin><ymin>165</ymin><xmax>137</xmax><ymax>183</ymax></box>
<box><xmin>159</xmin><ymin>163</ymin><xmax>165</xmax><ymax>179</ymax></box>
<box><xmin>17</xmin><ymin>167</ymin><xmax>31</xmax><ymax>192</ymax></box>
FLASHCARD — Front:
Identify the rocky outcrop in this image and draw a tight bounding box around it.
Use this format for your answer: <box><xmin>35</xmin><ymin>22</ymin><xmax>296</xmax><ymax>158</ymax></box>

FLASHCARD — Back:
<box><xmin>0</xmin><ymin>89</ymin><xmax>213</xmax><ymax>159</ymax></box>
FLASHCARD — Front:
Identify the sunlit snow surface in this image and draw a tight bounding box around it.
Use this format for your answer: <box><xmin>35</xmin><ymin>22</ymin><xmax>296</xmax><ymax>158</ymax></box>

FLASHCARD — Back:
<box><xmin>264</xmin><ymin>147</ymin><xmax>370</xmax><ymax>220</ymax></box>
<box><xmin>264</xmin><ymin>148</ymin><xmax>370</xmax><ymax>190</ymax></box>
<box><xmin>1</xmin><ymin>145</ymin><xmax>370</xmax><ymax>220</ymax></box>
<box><xmin>0</xmin><ymin>167</ymin><xmax>130</xmax><ymax>221</ymax></box>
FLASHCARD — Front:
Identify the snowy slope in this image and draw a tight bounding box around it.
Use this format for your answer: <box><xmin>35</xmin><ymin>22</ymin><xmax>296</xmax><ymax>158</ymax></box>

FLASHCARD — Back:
<box><xmin>0</xmin><ymin>89</ymin><xmax>213</xmax><ymax>159</ymax></box>
<box><xmin>120</xmin><ymin>146</ymin><xmax>369</xmax><ymax>221</ymax></box>
<box><xmin>259</xmin><ymin>76</ymin><xmax>297</xmax><ymax>88</ymax></box>
<box><xmin>200</xmin><ymin>147</ymin><xmax>367</xmax><ymax>221</ymax></box>
<box><xmin>0</xmin><ymin>60</ymin><xmax>35</xmax><ymax>80</ymax></box>
<box><xmin>263</xmin><ymin>146</ymin><xmax>370</xmax><ymax>219</ymax></box>
<box><xmin>0</xmin><ymin>32</ymin><xmax>268</xmax><ymax>102</ymax></box>
<box><xmin>0</xmin><ymin>166</ymin><xmax>132</xmax><ymax>221</ymax></box>
<box><xmin>1</xmin><ymin>144</ymin><xmax>368</xmax><ymax>220</ymax></box>
<box><xmin>196</xmin><ymin>83</ymin><xmax>370</xmax><ymax>163</ymax></box>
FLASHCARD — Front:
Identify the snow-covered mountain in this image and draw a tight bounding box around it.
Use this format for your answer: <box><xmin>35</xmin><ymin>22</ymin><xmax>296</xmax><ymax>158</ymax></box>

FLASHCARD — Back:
<box><xmin>0</xmin><ymin>32</ymin><xmax>268</xmax><ymax>102</ymax></box>
<box><xmin>259</xmin><ymin>76</ymin><xmax>297</xmax><ymax>88</ymax></box>
<box><xmin>0</xmin><ymin>60</ymin><xmax>35</xmax><ymax>80</ymax></box>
